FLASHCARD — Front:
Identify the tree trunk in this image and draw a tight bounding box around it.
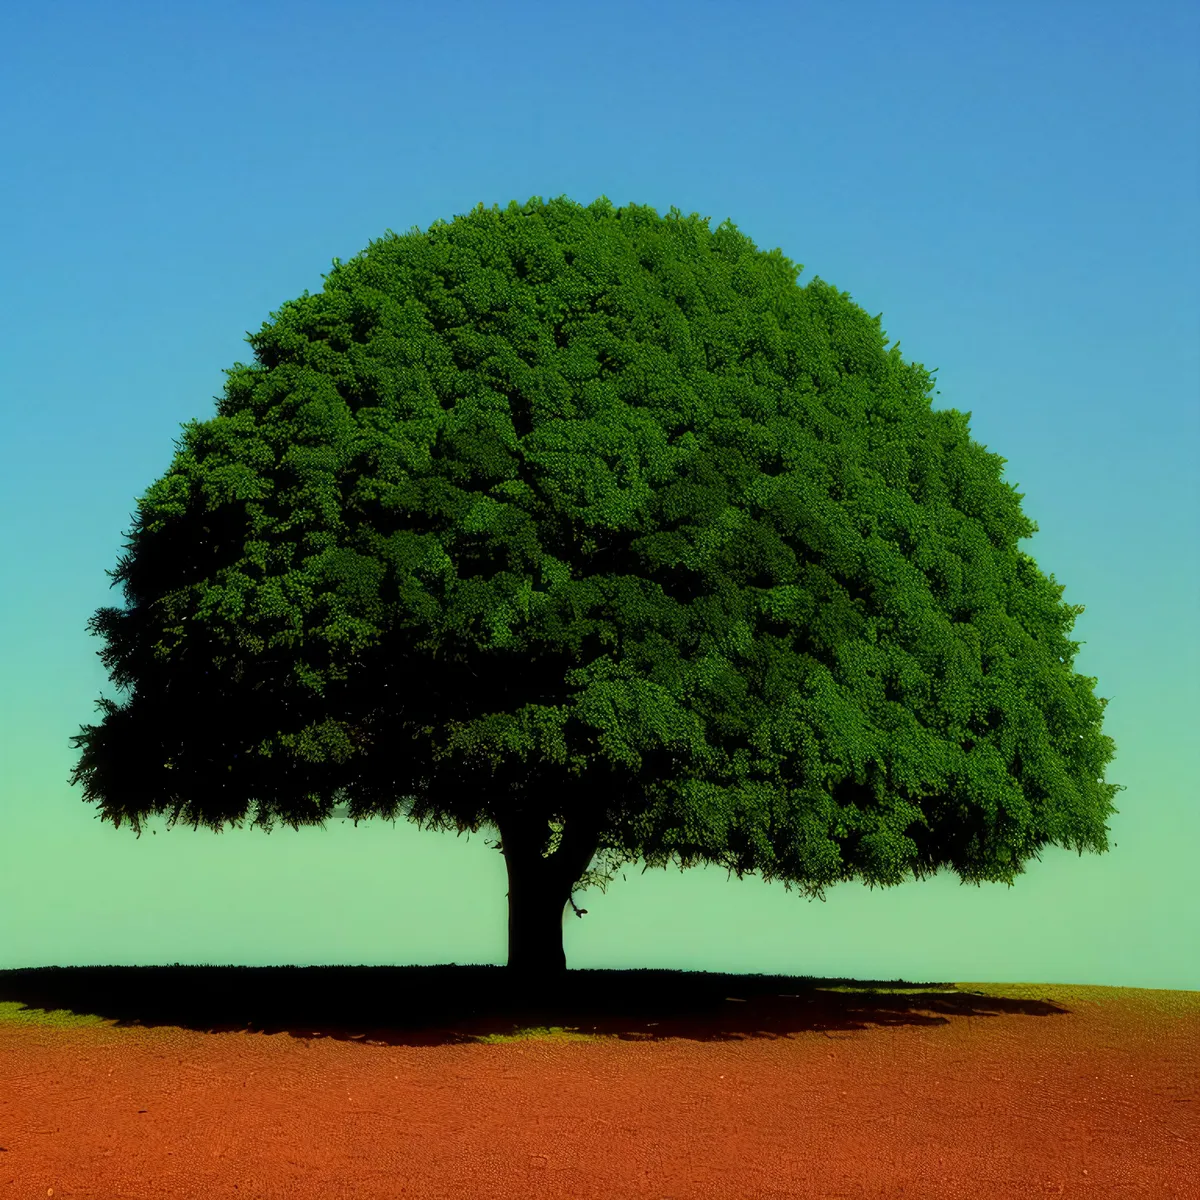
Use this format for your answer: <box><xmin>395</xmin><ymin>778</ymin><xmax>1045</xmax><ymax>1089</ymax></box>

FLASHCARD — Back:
<box><xmin>504</xmin><ymin>853</ymin><xmax>573</xmax><ymax>976</ymax></box>
<box><xmin>492</xmin><ymin>805</ymin><xmax>602</xmax><ymax>1001</ymax></box>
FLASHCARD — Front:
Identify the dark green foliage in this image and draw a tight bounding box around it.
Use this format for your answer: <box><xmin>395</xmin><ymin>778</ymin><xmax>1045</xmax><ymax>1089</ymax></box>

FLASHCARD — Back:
<box><xmin>70</xmin><ymin>194</ymin><xmax>1122</xmax><ymax>909</ymax></box>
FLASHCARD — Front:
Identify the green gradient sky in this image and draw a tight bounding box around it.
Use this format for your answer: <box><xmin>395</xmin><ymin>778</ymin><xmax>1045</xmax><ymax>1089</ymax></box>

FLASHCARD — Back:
<box><xmin>1</xmin><ymin>0</ymin><xmax>1196</xmax><ymax>991</ymax></box>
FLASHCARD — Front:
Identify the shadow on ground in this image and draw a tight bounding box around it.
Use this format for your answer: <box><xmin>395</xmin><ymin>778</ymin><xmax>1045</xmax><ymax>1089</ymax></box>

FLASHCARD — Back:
<box><xmin>0</xmin><ymin>963</ymin><xmax>1076</xmax><ymax>1047</ymax></box>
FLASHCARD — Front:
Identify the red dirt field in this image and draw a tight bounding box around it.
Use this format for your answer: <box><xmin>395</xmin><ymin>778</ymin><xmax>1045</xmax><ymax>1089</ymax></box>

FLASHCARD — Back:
<box><xmin>0</xmin><ymin>978</ymin><xmax>1195</xmax><ymax>1199</ymax></box>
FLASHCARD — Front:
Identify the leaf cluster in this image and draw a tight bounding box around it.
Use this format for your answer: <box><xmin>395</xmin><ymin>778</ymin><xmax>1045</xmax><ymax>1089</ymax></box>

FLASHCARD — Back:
<box><xmin>69</xmin><ymin>194</ymin><xmax>1122</xmax><ymax>902</ymax></box>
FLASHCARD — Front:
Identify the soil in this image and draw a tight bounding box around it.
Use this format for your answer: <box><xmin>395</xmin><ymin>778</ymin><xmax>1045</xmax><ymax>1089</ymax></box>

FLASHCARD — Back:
<box><xmin>0</xmin><ymin>965</ymin><xmax>1195</xmax><ymax>1198</ymax></box>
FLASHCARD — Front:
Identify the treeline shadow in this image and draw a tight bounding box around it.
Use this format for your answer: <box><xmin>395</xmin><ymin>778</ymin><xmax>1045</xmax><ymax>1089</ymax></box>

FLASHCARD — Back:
<box><xmin>0</xmin><ymin>963</ymin><xmax>1072</xmax><ymax>1047</ymax></box>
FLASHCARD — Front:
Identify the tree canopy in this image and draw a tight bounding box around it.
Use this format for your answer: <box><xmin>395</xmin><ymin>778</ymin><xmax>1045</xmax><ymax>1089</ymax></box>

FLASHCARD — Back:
<box><xmin>69</xmin><ymin>195</ymin><xmax>1122</xmax><ymax>972</ymax></box>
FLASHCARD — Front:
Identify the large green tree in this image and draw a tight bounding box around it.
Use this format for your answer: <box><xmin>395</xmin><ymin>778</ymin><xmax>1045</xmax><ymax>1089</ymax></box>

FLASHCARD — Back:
<box><xmin>69</xmin><ymin>195</ymin><xmax>1122</xmax><ymax>986</ymax></box>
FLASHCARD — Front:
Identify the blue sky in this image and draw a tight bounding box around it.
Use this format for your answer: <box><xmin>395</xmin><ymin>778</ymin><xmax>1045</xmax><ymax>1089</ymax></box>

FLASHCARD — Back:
<box><xmin>1</xmin><ymin>0</ymin><xmax>1196</xmax><ymax>990</ymax></box>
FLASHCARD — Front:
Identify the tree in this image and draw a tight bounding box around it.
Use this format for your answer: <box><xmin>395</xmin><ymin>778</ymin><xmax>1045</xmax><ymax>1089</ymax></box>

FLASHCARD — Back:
<box><xmin>68</xmin><ymin>194</ymin><xmax>1123</xmax><ymax>990</ymax></box>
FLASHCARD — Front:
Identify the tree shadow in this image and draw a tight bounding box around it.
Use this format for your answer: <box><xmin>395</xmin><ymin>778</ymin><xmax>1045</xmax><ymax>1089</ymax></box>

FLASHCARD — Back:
<box><xmin>0</xmin><ymin>963</ymin><xmax>1073</xmax><ymax>1047</ymax></box>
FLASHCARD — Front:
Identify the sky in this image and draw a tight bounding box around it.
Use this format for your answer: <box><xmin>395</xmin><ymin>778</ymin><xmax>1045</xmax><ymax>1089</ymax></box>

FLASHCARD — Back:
<box><xmin>1</xmin><ymin>0</ymin><xmax>1196</xmax><ymax>993</ymax></box>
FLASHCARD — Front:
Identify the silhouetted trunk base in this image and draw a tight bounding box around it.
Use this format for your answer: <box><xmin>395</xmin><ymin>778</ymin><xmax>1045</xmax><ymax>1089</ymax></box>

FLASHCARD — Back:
<box><xmin>495</xmin><ymin>807</ymin><xmax>602</xmax><ymax>1009</ymax></box>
